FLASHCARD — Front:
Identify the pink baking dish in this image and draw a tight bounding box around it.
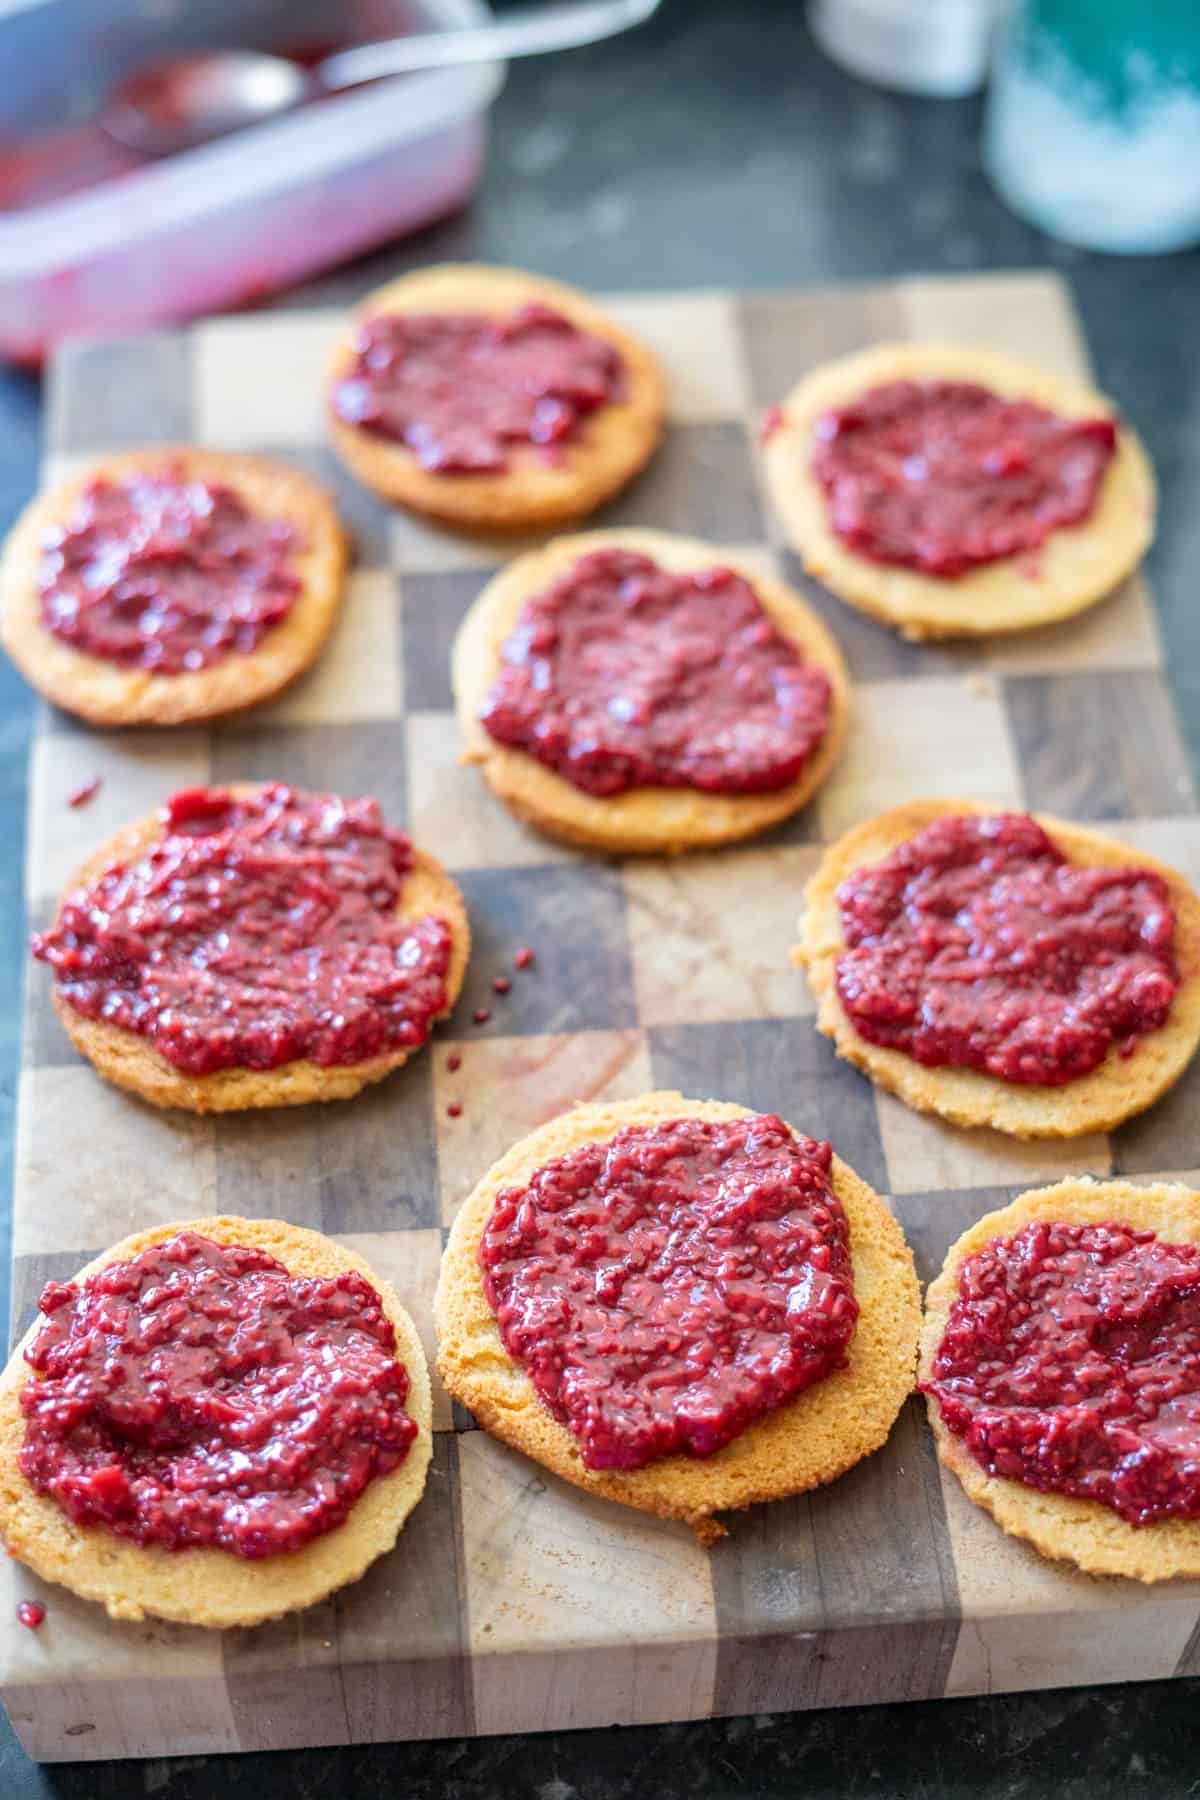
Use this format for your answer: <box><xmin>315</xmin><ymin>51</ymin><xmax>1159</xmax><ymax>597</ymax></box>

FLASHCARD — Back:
<box><xmin>0</xmin><ymin>0</ymin><xmax>503</xmax><ymax>364</ymax></box>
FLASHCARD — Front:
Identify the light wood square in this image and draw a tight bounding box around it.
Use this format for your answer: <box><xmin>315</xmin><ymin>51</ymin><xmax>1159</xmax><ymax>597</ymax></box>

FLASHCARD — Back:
<box><xmin>193</xmin><ymin>311</ymin><xmax>342</xmax><ymax>448</ymax></box>
<box><xmin>253</xmin><ymin>569</ymin><xmax>400</xmax><ymax>726</ymax></box>
<box><xmin>406</xmin><ymin>711</ymin><xmax>578</xmax><ymax>870</ymax></box>
<box><xmin>605</xmin><ymin>291</ymin><xmax>751</xmax><ymax>422</ymax></box>
<box><xmin>433</xmin><ymin>1028</ymin><xmax>653</xmax><ymax>1225</ymax></box>
<box><xmin>817</xmin><ymin>675</ymin><xmax>1022</xmax><ymax>842</ymax></box>
<box><xmin>624</xmin><ymin>845</ymin><xmax>819</xmax><ymax>1027</ymax></box>
<box><xmin>897</xmin><ymin>272</ymin><xmax>1089</xmax><ymax>379</ymax></box>
<box><xmin>981</xmin><ymin>575</ymin><xmax>1162</xmax><ymax>677</ymax></box>
<box><xmin>14</xmin><ymin>1066</ymin><xmax>217</xmax><ymax>1257</ymax></box>
<box><xmin>27</xmin><ymin>727</ymin><xmax>210</xmax><ymax>907</ymax></box>
<box><xmin>875</xmin><ymin>1090</ymin><xmax>1111</xmax><ymax>1197</ymax></box>
<box><xmin>457</xmin><ymin>1432</ymin><xmax>717</xmax><ymax>1733</ymax></box>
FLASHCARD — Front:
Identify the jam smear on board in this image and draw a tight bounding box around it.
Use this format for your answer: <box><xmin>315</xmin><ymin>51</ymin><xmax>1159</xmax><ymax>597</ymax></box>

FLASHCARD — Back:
<box><xmin>811</xmin><ymin>379</ymin><xmax>1117</xmax><ymax>578</ymax></box>
<box><xmin>924</xmin><ymin>1219</ymin><xmax>1200</xmax><ymax>1525</ymax></box>
<box><xmin>331</xmin><ymin>303</ymin><xmax>625</xmax><ymax>473</ymax></box>
<box><xmin>479</xmin><ymin>548</ymin><xmax>833</xmax><ymax>798</ymax></box>
<box><xmin>32</xmin><ymin>783</ymin><xmax>453</xmax><ymax>1077</ymax></box>
<box><xmin>39</xmin><ymin>464</ymin><xmax>303</xmax><ymax>674</ymax></box>
<box><xmin>480</xmin><ymin>1114</ymin><xmax>858</xmax><ymax>1471</ymax></box>
<box><xmin>20</xmin><ymin>1231</ymin><xmax>417</xmax><ymax>1557</ymax></box>
<box><xmin>835</xmin><ymin>812</ymin><xmax>1177</xmax><ymax>1086</ymax></box>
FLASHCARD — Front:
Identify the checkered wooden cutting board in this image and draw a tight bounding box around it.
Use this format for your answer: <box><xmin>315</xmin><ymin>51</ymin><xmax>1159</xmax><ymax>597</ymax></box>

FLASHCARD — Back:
<box><xmin>4</xmin><ymin>271</ymin><xmax>1200</xmax><ymax>1764</ymax></box>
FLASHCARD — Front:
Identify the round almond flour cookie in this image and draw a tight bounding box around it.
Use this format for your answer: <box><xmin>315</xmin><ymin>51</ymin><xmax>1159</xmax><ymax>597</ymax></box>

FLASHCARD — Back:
<box><xmin>326</xmin><ymin>264</ymin><xmax>666</xmax><ymax>530</ymax></box>
<box><xmin>34</xmin><ymin>783</ymin><xmax>470</xmax><ymax>1113</ymax></box>
<box><xmin>0</xmin><ymin>1215</ymin><xmax>432</xmax><ymax>1626</ymax></box>
<box><xmin>453</xmin><ymin>528</ymin><xmax>851</xmax><ymax>855</ymax></box>
<box><xmin>795</xmin><ymin>799</ymin><xmax>1200</xmax><ymax>1138</ymax></box>
<box><xmin>921</xmin><ymin>1180</ymin><xmax>1200</xmax><ymax>1583</ymax></box>
<box><xmin>434</xmin><ymin>1091</ymin><xmax>920</xmax><ymax>1543</ymax></box>
<box><xmin>0</xmin><ymin>449</ymin><xmax>347</xmax><ymax>726</ymax></box>
<box><xmin>762</xmin><ymin>343</ymin><xmax>1156</xmax><ymax>640</ymax></box>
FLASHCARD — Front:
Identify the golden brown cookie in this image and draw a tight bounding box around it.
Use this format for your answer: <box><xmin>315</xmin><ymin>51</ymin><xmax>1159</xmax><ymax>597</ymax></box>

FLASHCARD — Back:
<box><xmin>762</xmin><ymin>344</ymin><xmax>1156</xmax><ymax>640</ymax></box>
<box><xmin>0</xmin><ymin>449</ymin><xmax>347</xmax><ymax>726</ymax></box>
<box><xmin>452</xmin><ymin>528</ymin><xmax>851</xmax><ymax>855</ymax></box>
<box><xmin>0</xmin><ymin>1215</ymin><xmax>432</xmax><ymax>1627</ymax></box>
<box><xmin>921</xmin><ymin>1179</ymin><xmax>1200</xmax><ymax>1583</ymax></box>
<box><xmin>434</xmin><ymin>1090</ymin><xmax>920</xmax><ymax>1544</ymax></box>
<box><xmin>43</xmin><ymin>784</ymin><xmax>470</xmax><ymax>1113</ymax></box>
<box><xmin>795</xmin><ymin>799</ymin><xmax>1200</xmax><ymax>1138</ymax></box>
<box><xmin>326</xmin><ymin>264</ymin><xmax>666</xmax><ymax>529</ymax></box>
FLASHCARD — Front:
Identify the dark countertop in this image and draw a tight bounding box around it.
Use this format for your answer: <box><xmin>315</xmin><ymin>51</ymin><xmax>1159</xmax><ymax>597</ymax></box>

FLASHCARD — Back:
<box><xmin>1</xmin><ymin>2</ymin><xmax>1199</xmax><ymax>1793</ymax></box>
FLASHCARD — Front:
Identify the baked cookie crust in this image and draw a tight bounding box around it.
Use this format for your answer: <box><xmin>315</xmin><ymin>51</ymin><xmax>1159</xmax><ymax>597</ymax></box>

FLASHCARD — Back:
<box><xmin>0</xmin><ymin>1215</ymin><xmax>433</xmax><ymax>1627</ymax></box>
<box><xmin>43</xmin><ymin>784</ymin><xmax>471</xmax><ymax>1113</ymax></box>
<box><xmin>762</xmin><ymin>343</ymin><xmax>1156</xmax><ymax>640</ymax></box>
<box><xmin>326</xmin><ymin>264</ymin><xmax>666</xmax><ymax>530</ymax></box>
<box><xmin>795</xmin><ymin>799</ymin><xmax>1200</xmax><ymax>1138</ymax></box>
<box><xmin>452</xmin><ymin>528</ymin><xmax>851</xmax><ymax>855</ymax></box>
<box><xmin>0</xmin><ymin>449</ymin><xmax>348</xmax><ymax>726</ymax></box>
<box><xmin>921</xmin><ymin>1179</ymin><xmax>1200</xmax><ymax>1583</ymax></box>
<box><xmin>434</xmin><ymin>1090</ymin><xmax>919</xmax><ymax>1544</ymax></box>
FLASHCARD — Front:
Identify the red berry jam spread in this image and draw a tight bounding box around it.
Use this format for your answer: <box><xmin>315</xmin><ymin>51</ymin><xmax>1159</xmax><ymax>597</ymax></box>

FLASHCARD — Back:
<box><xmin>32</xmin><ymin>784</ymin><xmax>453</xmax><ymax>1077</ymax></box>
<box><xmin>479</xmin><ymin>1114</ymin><xmax>858</xmax><ymax>1471</ymax></box>
<box><xmin>19</xmin><ymin>1231</ymin><xmax>417</xmax><ymax>1558</ymax></box>
<box><xmin>478</xmin><ymin>549</ymin><xmax>833</xmax><ymax>798</ymax></box>
<box><xmin>925</xmin><ymin>1220</ymin><xmax>1200</xmax><ymax>1525</ymax></box>
<box><xmin>835</xmin><ymin>813</ymin><xmax>1177</xmax><ymax>1086</ymax></box>
<box><xmin>38</xmin><ymin>464</ymin><xmax>303</xmax><ymax>674</ymax></box>
<box><xmin>331</xmin><ymin>303</ymin><xmax>625</xmax><ymax>473</ymax></box>
<box><xmin>811</xmin><ymin>380</ymin><xmax>1118</xmax><ymax>578</ymax></box>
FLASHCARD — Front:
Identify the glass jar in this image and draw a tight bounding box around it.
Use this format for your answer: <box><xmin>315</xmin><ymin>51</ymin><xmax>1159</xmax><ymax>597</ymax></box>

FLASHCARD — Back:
<box><xmin>984</xmin><ymin>0</ymin><xmax>1200</xmax><ymax>253</ymax></box>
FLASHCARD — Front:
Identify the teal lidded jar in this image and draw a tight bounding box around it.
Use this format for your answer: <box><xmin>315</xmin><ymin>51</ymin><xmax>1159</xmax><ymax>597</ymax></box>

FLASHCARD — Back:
<box><xmin>984</xmin><ymin>0</ymin><xmax>1200</xmax><ymax>252</ymax></box>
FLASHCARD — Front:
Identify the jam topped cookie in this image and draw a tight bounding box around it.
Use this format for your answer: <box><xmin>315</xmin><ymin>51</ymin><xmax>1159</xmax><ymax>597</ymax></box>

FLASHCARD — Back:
<box><xmin>764</xmin><ymin>344</ymin><xmax>1155</xmax><ymax>639</ymax></box>
<box><xmin>0</xmin><ymin>449</ymin><xmax>346</xmax><ymax>725</ymax></box>
<box><xmin>435</xmin><ymin>1092</ymin><xmax>919</xmax><ymax>1542</ymax></box>
<box><xmin>327</xmin><ymin>265</ymin><xmax>665</xmax><ymax>530</ymax></box>
<box><xmin>33</xmin><ymin>782</ymin><xmax>470</xmax><ymax>1111</ymax></box>
<box><xmin>796</xmin><ymin>800</ymin><xmax>1200</xmax><ymax>1136</ymax></box>
<box><xmin>455</xmin><ymin>529</ymin><xmax>850</xmax><ymax>854</ymax></box>
<box><xmin>0</xmin><ymin>1217</ymin><xmax>433</xmax><ymax>1626</ymax></box>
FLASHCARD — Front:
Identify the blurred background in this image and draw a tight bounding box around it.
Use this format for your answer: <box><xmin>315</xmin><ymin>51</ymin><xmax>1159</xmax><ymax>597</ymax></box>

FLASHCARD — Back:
<box><xmin>0</xmin><ymin>1</ymin><xmax>1198</xmax><ymax>1795</ymax></box>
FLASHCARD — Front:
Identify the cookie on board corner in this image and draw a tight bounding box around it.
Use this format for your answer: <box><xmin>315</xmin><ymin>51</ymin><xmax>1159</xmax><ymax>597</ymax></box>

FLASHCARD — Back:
<box><xmin>326</xmin><ymin>263</ymin><xmax>666</xmax><ymax>530</ymax></box>
<box><xmin>38</xmin><ymin>783</ymin><xmax>471</xmax><ymax>1113</ymax></box>
<box><xmin>452</xmin><ymin>527</ymin><xmax>851</xmax><ymax>855</ymax></box>
<box><xmin>921</xmin><ymin>1179</ymin><xmax>1200</xmax><ymax>1582</ymax></box>
<box><xmin>434</xmin><ymin>1090</ymin><xmax>920</xmax><ymax>1544</ymax></box>
<box><xmin>0</xmin><ymin>1216</ymin><xmax>433</xmax><ymax>1627</ymax></box>
<box><xmin>0</xmin><ymin>448</ymin><xmax>348</xmax><ymax>726</ymax></box>
<box><xmin>762</xmin><ymin>343</ymin><xmax>1156</xmax><ymax>639</ymax></box>
<box><xmin>794</xmin><ymin>798</ymin><xmax>1200</xmax><ymax>1138</ymax></box>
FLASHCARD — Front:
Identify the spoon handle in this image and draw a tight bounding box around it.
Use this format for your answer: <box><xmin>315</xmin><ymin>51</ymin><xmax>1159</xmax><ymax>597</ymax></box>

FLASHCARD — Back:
<box><xmin>317</xmin><ymin>0</ymin><xmax>662</xmax><ymax>90</ymax></box>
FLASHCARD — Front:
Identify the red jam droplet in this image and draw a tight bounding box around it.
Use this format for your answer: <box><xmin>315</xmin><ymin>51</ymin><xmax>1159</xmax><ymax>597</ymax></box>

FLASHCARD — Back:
<box><xmin>331</xmin><ymin>303</ymin><xmax>625</xmax><ymax>473</ymax></box>
<box><xmin>479</xmin><ymin>1114</ymin><xmax>858</xmax><ymax>1471</ymax></box>
<box><xmin>31</xmin><ymin>783</ymin><xmax>453</xmax><ymax>1077</ymax></box>
<box><xmin>67</xmin><ymin>775</ymin><xmax>101</xmax><ymax>808</ymax></box>
<box><xmin>447</xmin><ymin>1101</ymin><xmax>463</xmax><ymax>1118</ymax></box>
<box><xmin>16</xmin><ymin>1601</ymin><xmax>44</xmax><ymax>1629</ymax></box>
<box><xmin>835</xmin><ymin>812</ymin><xmax>1177</xmax><ymax>1086</ymax></box>
<box><xmin>473</xmin><ymin>1008</ymin><xmax>492</xmax><ymax>1025</ymax></box>
<box><xmin>925</xmin><ymin>1220</ymin><xmax>1200</xmax><ymax>1525</ymax></box>
<box><xmin>514</xmin><ymin>947</ymin><xmax>535</xmax><ymax>970</ymax></box>
<box><xmin>38</xmin><ymin>464</ymin><xmax>303</xmax><ymax>673</ymax></box>
<box><xmin>479</xmin><ymin>549</ymin><xmax>833</xmax><ymax>798</ymax></box>
<box><xmin>811</xmin><ymin>380</ymin><xmax>1118</xmax><ymax>578</ymax></box>
<box><xmin>19</xmin><ymin>1232</ymin><xmax>417</xmax><ymax>1557</ymax></box>
<box><xmin>447</xmin><ymin>1052</ymin><xmax>463</xmax><ymax>1073</ymax></box>
<box><xmin>492</xmin><ymin>975</ymin><xmax>511</xmax><ymax>994</ymax></box>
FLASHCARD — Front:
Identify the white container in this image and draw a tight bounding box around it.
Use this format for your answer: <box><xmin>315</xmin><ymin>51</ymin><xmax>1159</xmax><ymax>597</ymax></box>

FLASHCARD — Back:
<box><xmin>808</xmin><ymin>0</ymin><xmax>1000</xmax><ymax>97</ymax></box>
<box><xmin>0</xmin><ymin>0</ymin><xmax>504</xmax><ymax>365</ymax></box>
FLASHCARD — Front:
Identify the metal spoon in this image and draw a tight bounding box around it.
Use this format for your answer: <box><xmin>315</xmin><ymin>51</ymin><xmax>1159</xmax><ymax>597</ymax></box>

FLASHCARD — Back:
<box><xmin>103</xmin><ymin>0</ymin><xmax>663</xmax><ymax>158</ymax></box>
